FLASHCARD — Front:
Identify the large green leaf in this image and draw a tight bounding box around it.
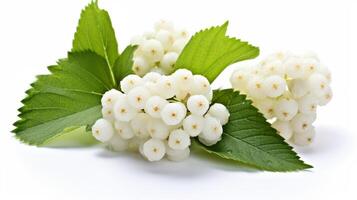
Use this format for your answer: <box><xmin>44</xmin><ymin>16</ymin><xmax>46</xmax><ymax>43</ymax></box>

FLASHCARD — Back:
<box><xmin>175</xmin><ymin>22</ymin><xmax>259</xmax><ymax>82</ymax></box>
<box><xmin>13</xmin><ymin>51</ymin><xmax>115</xmax><ymax>145</ymax></box>
<box><xmin>113</xmin><ymin>45</ymin><xmax>137</xmax><ymax>82</ymax></box>
<box><xmin>196</xmin><ymin>89</ymin><xmax>312</xmax><ymax>171</ymax></box>
<box><xmin>72</xmin><ymin>1</ymin><xmax>119</xmax><ymax>69</ymax></box>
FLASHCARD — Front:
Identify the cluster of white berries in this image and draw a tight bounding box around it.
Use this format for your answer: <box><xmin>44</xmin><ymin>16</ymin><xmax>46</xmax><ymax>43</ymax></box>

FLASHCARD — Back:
<box><xmin>92</xmin><ymin>69</ymin><xmax>230</xmax><ymax>162</ymax></box>
<box><xmin>130</xmin><ymin>20</ymin><xmax>190</xmax><ymax>76</ymax></box>
<box><xmin>230</xmin><ymin>51</ymin><xmax>332</xmax><ymax>146</ymax></box>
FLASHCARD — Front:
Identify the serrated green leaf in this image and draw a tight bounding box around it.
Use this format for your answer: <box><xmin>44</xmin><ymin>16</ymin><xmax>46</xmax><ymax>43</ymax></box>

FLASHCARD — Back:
<box><xmin>196</xmin><ymin>89</ymin><xmax>312</xmax><ymax>172</ymax></box>
<box><xmin>113</xmin><ymin>45</ymin><xmax>137</xmax><ymax>82</ymax></box>
<box><xmin>13</xmin><ymin>51</ymin><xmax>114</xmax><ymax>145</ymax></box>
<box><xmin>175</xmin><ymin>22</ymin><xmax>259</xmax><ymax>82</ymax></box>
<box><xmin>72</xmin><ymin>1</ymin><xmax>118</xmax><ymax>69</ymax></box>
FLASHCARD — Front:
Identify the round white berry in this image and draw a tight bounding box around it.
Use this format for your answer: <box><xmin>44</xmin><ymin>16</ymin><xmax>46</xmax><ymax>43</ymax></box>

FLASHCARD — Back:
<box><xmin>161</xmin><ymin>102</ymin><xmax>187</xmax><ymax>125</ymax></box>
<box><xmin>114</xmin><ymin>121</ymin><xmax>135</xmax><ymax>139</ymax></box>
<box><xmin>143</xmin><ymin>72</ymin><xmax>161</xmax><ymax>83</ymax></box>
<box><xmin>107</xmin><ymin>134</ymin><xmax>128</xmax><ymax>152</ymax></box>
<box><xmin>317</xmin><ymin>86</ymin><xmax>332</xmax><ymax>106</ymax></box>
<box><xmin>113</xmin><ymin>98</ymin><xmax>138</xmax><ymax>122</ymax></box>
<box><xmin>141</xmin><ymin>39</ymin><xmax>164</xmax><ymax>62</ymax></box>
<box><xmin>182</xmin><ymin>114</ymin><xmax>205</xmax><ymax>137</ymax></box>
<box><xmin>92</xmin><ymin>118</ymin><xmax>114</xmax><ymax>142</ymax></box>
<box><xmin>160</xmin><ymin>52</ymin><xmax>178</xmax><ymax>73</ymax></box>
<box><xmin>130</xmin><ymin>113</ymin><xmax>150</xmax><ymax>138</ymax></box>
<box><xmin>272</xmin><ymin>120</ymin><xmax>293</xmax><ymax>140</ymax></box>
<box><xmin>127</xmin><ymin>86</ymin><xmax>152</xmax><ymax>109</ymax></box>
<box><xmin>147</xmin><ymin>119</ymin><xmax>170</xmax><ymax>140</ymax></box>
<box><xmin>172</xmin><ymin>69</ymin><xmax>194</xmax><ymax>90</ymax></box>
<box><xmin>307</xmin><ymin>73</ymin><xmax>329</xmax><ymax>96</ymax></box>
<box><xmin>284</xmin><ymin>57</ymin><xmax>308</xmax><ymax>79</ymax></box>
<box><xmin>143</xmin><ymin>138</ymin><xmax>166</xmax><ymax>161</ymax></box>
<box><xmin>132</xmin><ymin>56</ymin><xmax>151</xmax><ymax>76</ymax></box>
<box><xmin>273</xmin><ymin>98</ymin><xmax>298</xmax><ymax>121</ymax></box>
<box><xmin>145</xmin><ymin>96</ymin><xmax>169</xmax><ymax>118</ymax></box>
<box><xmin>101</xmin><ymin>106</ymin><xmax>115</xmax><ymax>122</ymax></box>
<box><xmin>290</xmin><ymin>113</ymin><xmax>315</xmax><ymax>133</ymax></box>
<box><xmin>297</xmin><ymin>94</ymin><xmax>318</xmax><ymax>114</ymax></box>
<box><xmin>254</xmin><ymin>98</ymin><xmax>275</xmax><ymax>119</ymax></box>
<box><xmin>201</xmin><ymin>115</ymin><xmax>223</xmax><ymax>141</ymax></box>
<box><xmin>247</xmin><ymin>76</ymin><xmax>266</xmax><ymax>99</ymax></box>
<box><xmin>120</xmin><ymin>74</ymin><xmax>144</xmax><ymax>94</ymax></box>
<box><xmin>292</xmin><ymin>126</ymin><xmax>315</xmax><ymax>146</ymax></box>
<box><xmin>208</xmin><ymin>103</ymin><xmax>230</xmax><ymax>125</ymax></box>
<box><xmin>192</xmin><ymin>75</ymin><xmax>211</xmax><ymax>95</ymax></box>
<box><xmin>168</xmin><ymin>129</ymin><xmax>191</xmax><ymax>150</ymax></box>
<box><xmin>155</xmin><ymin>30</ymin><xmax>175</xmax><ymax>51</ymax></box>
<box><xmin>302</xmin><ymin>58</ymin><xmax>319</xmax><ymax>75</ymax></box>
<box><xmin>156</xmin><ymin>75</ymin><xmax>176</xmax><ymax>99</ymax></box>
<box><xmin>289</xmin><ymin>79</ymin><xmax>309</xmax><ymax>99</ymax></box>
<box><xmin>187</xmin><ymin>95</ymin><xmax>209</xmax><ymax>116</ymax></box>
<box><xmin>170</xmin><ymin>38</ymin><xmax>187</xmax><ymax>53</ymax></box>
<box><xmin>101</xmin><ymin>89</ymin><xmax>124</xmax><ymax>108</ymax></box>
<box><xmin>261</xmin><ymin>60</ymin><xmax>285</xmax><ymax>77</ymax></box>
<box><xmin>230</xmin><ymin>69</ymin><xmax>249</xmax><ymax>92</ymax></box>
<box><xmin>262</xmin><ymin>75</ymin><xmax>287</xmax><ymax>98</ymax></box>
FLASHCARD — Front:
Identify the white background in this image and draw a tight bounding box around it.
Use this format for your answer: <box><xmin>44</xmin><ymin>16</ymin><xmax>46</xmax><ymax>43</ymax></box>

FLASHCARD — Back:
<box><xmin>0</xmin><ymin>0</ymin><xmax>356</xmax><ymax>199</ymax></box>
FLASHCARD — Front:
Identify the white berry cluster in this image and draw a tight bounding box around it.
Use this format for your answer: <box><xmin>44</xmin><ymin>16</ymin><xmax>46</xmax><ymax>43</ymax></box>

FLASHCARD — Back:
<box><xmin>130</xmin><ymin>20</ymin><xmax>190</xmax><ymax>76</ymax></box>
<box><xmin>92</xmin><ymin>69</ymin><xmax>230</xmax><ymax>162</ymax></box>
<box><xmin>230</xmin><ymin>51</ymin><xmax>332</xmax><ymax>146</ymax></box>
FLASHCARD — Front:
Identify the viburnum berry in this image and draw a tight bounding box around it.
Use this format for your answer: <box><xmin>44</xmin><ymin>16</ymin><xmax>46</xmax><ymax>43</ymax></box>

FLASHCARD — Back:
<box><xmin>93</xmin><ymin>67</ymin><xmax>229</xmax><ymax>161</ymax></box>
<box><xmin>92</xmin><ymin>118</ymin><xmax>114</xmax><ymax>142</ymax></box>
<box><xmin>230</xmin><ymin>51</ymin><xmax>332</xmax><ymax>146</ymax></box>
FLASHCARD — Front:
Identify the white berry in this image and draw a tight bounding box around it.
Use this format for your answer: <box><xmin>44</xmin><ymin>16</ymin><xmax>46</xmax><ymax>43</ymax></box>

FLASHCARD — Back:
<box><xmin>120</xmin><ymin>74</ymin><xmax>144</xmax><ymax>94</ymax></box>
<box><xmin>143</xmin><ymin>138</ymin><xmax>166</xmax><ymax>161</ymax></box>
<box><xmin>168</xmin><ymin>129</ymin><xmax>191</xmax><ymax>150</ymax></box>
<box><xmin>161</xmin><ymin>102</ymin><xmax>187</xmax><ymax>125</ymax></box>
<box><xmin>272</xmin><ymin>120</ymin><xmax>293</xmax><ymax>140</ymax></box>
<box><xmin>187</xmin><ymin>95</ymin><xmax>209</xmax><ymax>116</ymax></box>
<box><xmin>147</xmin><ymin>119</ymin><xmax>170</xmax><ymax>140</ymax></box>
<box><xmin>182</xmin><ymin>114</ymin><xmax>204</xmax><ymax>137</ymax></box>
<box><xmin>274</xmin><ymin>98</ymin><xmax>298</xmax><ymax>121</ymax></box>
<box><xmin>145</xmin><ymin>96</ymin><xmax>168</xmax><ymax>118</ymax></box>
<box><xmin>92</xmin><ymin>118</ymin><xmax>114</xmax><ymax>142</ymax></box>
<box><xmin>114</xmin><ymin>121</ymin><xmax>134</xmax><ymax>139</ymax></box>
<box><xmin>127</xmin><ymin>86</ymin><xmax>152</xmax><ymax>109</ymax></box>
<box><xmin>201</xmin><ymin>115</ymin><xmax>223</xmax><ymax>141</ymax></box>
<box><xmin>208</xmin><ymin>103</ymin><xmax>230</xmax><ymax>125</ymax></box>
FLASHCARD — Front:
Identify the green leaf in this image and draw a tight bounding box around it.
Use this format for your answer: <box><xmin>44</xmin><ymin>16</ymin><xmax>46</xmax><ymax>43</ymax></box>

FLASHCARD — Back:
<box><xmin>72</xmin><ymin>1</ymin><xmax>119</xmax><ymax>69</ymax></box>
<box><xmin>113</xmin><ymin>45</ymin><xmax>137</xmax><ymax>82</ymax></box>
<box><xmin>13</xmin><ymin>51</ymin><xmax>115</xmax><ymax>146</ymax></box>
<box><xmin>196</xmin><ymin>89</ymin><xmax>312</xmax><ymax>172</ymax></box>
<box><xmin>175</xmin><ymin>22</ymin><xmax>259</xmax><ymax>82</ymax></box>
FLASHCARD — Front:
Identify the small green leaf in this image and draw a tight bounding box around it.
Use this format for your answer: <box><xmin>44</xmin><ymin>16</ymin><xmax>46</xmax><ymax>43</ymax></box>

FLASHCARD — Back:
<box><xmin>196</xmin><ymin>89</ymin><xmax>312</xmax><ymax>171</ymax></box>
<box><xmin>13</xmin><ymin>51</ymin><xmax>115</xmax><ymax>145</ymax></box>
<box><xmin>175</xmin><ymin>22</ymin><xmax>259</xmax><ymax>82</ymax></box>
<box><xmin>113</xmin><ymin>45</ymin><xmax>137</xmax><ymax>82</ymax></box>
<box><xmin>72</xmin><ymin>1</ymin><xmax>119</xmax><ymax>69</ymax></box>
